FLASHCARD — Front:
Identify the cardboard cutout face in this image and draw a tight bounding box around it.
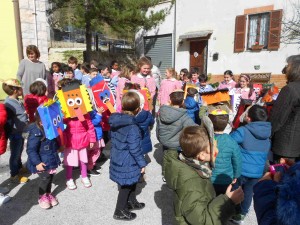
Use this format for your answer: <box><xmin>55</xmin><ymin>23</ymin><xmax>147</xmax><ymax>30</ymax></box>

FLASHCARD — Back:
<box><xmin>37</xmin><ymin>100</ymin><xmax>64</xmax><ymax>140</ymax></box>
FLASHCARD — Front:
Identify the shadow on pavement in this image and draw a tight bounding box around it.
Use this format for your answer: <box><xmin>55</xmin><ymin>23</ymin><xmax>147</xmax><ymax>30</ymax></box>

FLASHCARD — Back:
<box><xmin>154</xmin><ymin>184</ymin><xmax>174</xmax><ymax>225</ymax></box>
<box><xmin>153</xmin><ymin>143</ymin><xmax>163</xmax><ymax>166</ymax></box>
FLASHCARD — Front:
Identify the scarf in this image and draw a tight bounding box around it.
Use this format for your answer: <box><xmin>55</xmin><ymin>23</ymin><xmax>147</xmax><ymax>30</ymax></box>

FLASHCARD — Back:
<box><xmin>179</xmin><ymin>153</ymin><xmax>212</xmax><ymax>178</ymax></box>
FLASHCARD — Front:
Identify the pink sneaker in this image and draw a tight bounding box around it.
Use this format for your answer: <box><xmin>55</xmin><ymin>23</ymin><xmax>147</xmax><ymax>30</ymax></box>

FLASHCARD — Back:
<box><xmin>38</xmin><ymin>194</ymin><xmax>51</xmax><ymax>209</ymax></box>
<box><xmin>47</xmin><ymin>194</ymin><xmax>58</xmax><ymax>206</ymax></box>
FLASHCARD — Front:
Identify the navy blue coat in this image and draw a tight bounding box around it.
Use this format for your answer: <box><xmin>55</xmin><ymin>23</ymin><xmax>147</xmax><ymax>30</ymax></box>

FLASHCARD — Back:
<box><xmin>26</xmin><ymin>123</ymin><xmax>61</xmax><ymax>174</ymax></box>
<box><xmin>135</xmin><ymin>110</ymin><xmax>154</xmax><ymax>154</ymax></box>
<box><xmin>89</xmin><ymin>110</ymin><xmax>103</xmax><ymax>140</ymax></box>
<box><xmin>109</xmin><ymin>113</ymin><xmax>147</xmax><ymax>186</ymax></box>
<box><xmin>184</xmin><ymin>96</ymin><xmax>199</xmax><ymax>123</ymax></box>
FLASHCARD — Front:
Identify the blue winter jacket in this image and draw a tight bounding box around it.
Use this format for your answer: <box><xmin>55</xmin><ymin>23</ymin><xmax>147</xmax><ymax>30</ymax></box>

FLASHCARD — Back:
<box><xmin>109</xmin><ymin>113</ymin><xmax>147</xmax><ymax>186</ymax></box>
<box><xmin>211</xmin><ymin>133</ymin><xmax>241</xmax><ymax>185</ymax></box>
<box><xmin>184</xmin><ymin>96</ymin><xmax>199</xmax><ymax>123</ymax></box>
<box><xmin>89</xmin><ymin>110</ymin><xmax>103</xmax><ymax>140</ymax></box>
<box><xmin>135</xmin><ymin>110</ymin><xmax>155</xmax><ymax>154</ymax></box>
<box><xmin>231</xmin><ymin>121</ymin><xmax>271</xmax><ymax>178</ymax></box>
<box><xmin>26</xmin><ymin>123</ymin><xmax>61</xmax><ymax>174</ymax></box>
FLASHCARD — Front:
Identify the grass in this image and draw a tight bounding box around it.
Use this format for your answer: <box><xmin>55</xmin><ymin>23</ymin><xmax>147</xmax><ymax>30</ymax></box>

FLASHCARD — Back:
<box><xmin>62</xmin><ymin>50</ymin><xmax>84</xmax><ymax>63</ymax></box>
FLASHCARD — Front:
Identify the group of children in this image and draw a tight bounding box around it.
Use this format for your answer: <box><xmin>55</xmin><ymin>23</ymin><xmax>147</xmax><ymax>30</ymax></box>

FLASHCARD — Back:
<box><xmin>0</xmin><ymin>46</ymin><xmax>292</xmax><ymax>224</ymax></box>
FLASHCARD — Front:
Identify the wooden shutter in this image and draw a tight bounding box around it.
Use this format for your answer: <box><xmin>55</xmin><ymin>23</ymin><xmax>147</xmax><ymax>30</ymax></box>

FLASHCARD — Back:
<box><xmin>234</xmin><ymin>15</ymin><xmax>246</xmax><ymax>53</ymax></box>
<box><xmin>268</xmin><ymin>9</ymin><xmax>282</xmax><ymax>50</ymax></box>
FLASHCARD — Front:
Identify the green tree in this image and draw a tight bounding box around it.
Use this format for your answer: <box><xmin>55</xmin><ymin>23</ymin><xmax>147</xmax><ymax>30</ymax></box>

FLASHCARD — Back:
<box><xmin>48</xmin><ymin>0</ymin><xmax>174</xmax><ymax>61</ymax></box>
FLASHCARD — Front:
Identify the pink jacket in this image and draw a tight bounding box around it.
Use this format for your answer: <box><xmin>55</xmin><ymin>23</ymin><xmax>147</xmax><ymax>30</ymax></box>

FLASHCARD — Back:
<box><xmin>234</xmin><ymin>88</ymin><xmax>256</xmax><ymax>100</ymax></box>
<box><xmin>218</xmin><ymin>80</ymin><xmax>236</xmax><ymax>91</ymax></box>
<box><xmin>64</xmin><ymin>114</ymin><xmax>96</xmax><ymax>150</ymax></box>
<box><xmin>131</xmin><ymin>74</ymin><xmax>156</xmax><ymax>98</ymax></box>
<box><xmin>116</xmin><ymin>77</ymin><xmax>130</xmax><ymax>110</ymax></box>
<box><xmin>158</xmin><ymin>78</ymin><xmax>182</xmax><ymax>105</ymax></box>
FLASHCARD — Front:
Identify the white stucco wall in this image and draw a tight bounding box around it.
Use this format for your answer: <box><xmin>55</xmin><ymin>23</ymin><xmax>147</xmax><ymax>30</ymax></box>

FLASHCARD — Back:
<box><xmin>138</xmin><ymin>0</ymin><xmax>300</xmax><ymax>74</ymax></box>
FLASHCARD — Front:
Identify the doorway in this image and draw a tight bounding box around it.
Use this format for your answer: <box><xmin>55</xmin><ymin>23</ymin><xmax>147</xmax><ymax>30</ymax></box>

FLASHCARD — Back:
<box><xmin>189</xmin><ymin>40</ymin><xmax>208</xmax><ymax>74</ymax></box>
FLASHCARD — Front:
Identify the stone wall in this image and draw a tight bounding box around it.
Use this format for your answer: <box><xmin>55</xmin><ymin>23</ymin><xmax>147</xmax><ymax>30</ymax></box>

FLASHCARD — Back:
<box><xmin>19</xmin><ymin>0</ymin><xmax>49</xmax><ymax>66</ymax></box>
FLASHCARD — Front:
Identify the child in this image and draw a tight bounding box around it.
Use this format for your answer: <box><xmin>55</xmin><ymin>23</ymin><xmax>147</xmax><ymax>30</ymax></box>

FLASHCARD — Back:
<box><xmin>100</xmin><ymin>65</ymin><xmax>116</xmax><ymax>96</ymax></box>
<box><xmin>184</xmin><ymin>87</ymin><xmax>200</xmax><ymax>124</ymax></box>
<box><xmin>230</xmin><ymin>105</ymin><xmax>271</xmax><ymax>223</ymax></box>
<box><xmin>116</xmin><ymin>65</ymin><xmax>134</xmax><ymax>110</ymax></box>
<box><xmin>233</xmin><ymin>74</ymin><xmax>256</xmax><ymax>100</ymax></box>
<box><xmin>179</xmin><ymin>68</ymin><xmax>189</xmax><ymax>84</ymax></box>
<box><xmin>89</xmin><ymin>68</ymin><xmax>99</xmax><ymax>80</ymax></box>
<box><xmin>2</xmin><ymin>79</ymin><xmax>28</xmax><ymax>183</ymax></box>
<box><xmin>68</xmin><ymin>56</ymin><xmax>83</xmax><ymax>81</ymax></box>
<box><xmin>163</xmin><ymin>126</ymin><xmax>244</xmax><ymax>224</ymax></box>
<box><xmin>80</xmin><ymin>63</ymin><xmax>91</xmax><ymax>88</ymax></box>
<box><xmin>218</xmin><ymin>70</ymin><xmax>236</xmax><ymax>91</ymax></box>
<box><xmin>189</xmin><ymin>68</ymin><xmax>200</xmax><ymax>87</ymax></box>
<box><xmin>199</xmin><ymin>73</ymin><xmax>214</xmax><ymax>93</ymax></box>
<box><xmin>26</xmin><ymin>111</ymin><xmax>61</xmax><ymax>209</ymax></box>
<box><xmin>158</xmin><ymin>68</ymin><xmax>182</xmax><ymax>106</ymax></box>
<box><xmin>156</xmin><ymin>89</ymin><xmax>196</xmax><ymax>150</ymax></box>
<box><xmin>63</xmin><ymin>67</ymin><xmax>75</xmax><ymax>79</ymax></box>
<box><xmin>109</xmin><ymin>92</ymin><xmax>147</xmax><ymax>221</ymax></box>
<box><xmin>131</xmin><ymin>57</ymin><xmax>156</xmax><ymax>110</ymax></box>
<box><xmin>62</xmin><ymin>80</ymin><xmax>96</xmax><ymax>189</ymax></box>
<box><xmin>24</xmin><ymin>79</ymin><xmax>48</xmax><ymax>122</ymax></box>
<box><xmin>48</xmin><ymin>62</ymin><xmax>64</xmax><ymax>98</ymax></box>
<box><xmin>209</xmin><ymin>109</ymin><xmax>241</xmax><ymax>195</ymax></box>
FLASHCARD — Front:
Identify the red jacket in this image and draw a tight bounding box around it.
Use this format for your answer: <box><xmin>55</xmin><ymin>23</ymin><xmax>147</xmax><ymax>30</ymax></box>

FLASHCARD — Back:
<box><xmin>24</xmin><ymin>94</ymin><xmax>48</xmax><ymax>122</ymax></box>
<box><xmin>0</xmin><ymin>104</ymin><xmax>7</xmax><ymax>155</ymax></box>
<box><xmin>64</xmin><ymin>114</ymin><xmax>96</xmax><ymax>150</ymax></box>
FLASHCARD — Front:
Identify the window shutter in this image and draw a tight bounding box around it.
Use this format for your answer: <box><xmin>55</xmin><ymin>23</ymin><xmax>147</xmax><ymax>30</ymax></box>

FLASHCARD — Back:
<box><xmin>234</xmin><ymin>15</ymin><xmax>246</xmax><ymax>53</ymax></box>
<box><xmin>268</xmin><ymin>9</ymin><xmax>282</xmax><ymax>50</ymax></box>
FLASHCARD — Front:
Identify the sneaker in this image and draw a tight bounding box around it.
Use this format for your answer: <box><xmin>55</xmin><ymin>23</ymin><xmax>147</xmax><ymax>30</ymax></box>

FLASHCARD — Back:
<box><xmin>10</xmin><ymin>176</ymin><xmax>28</xmax><ymax>184</ymax></box>
<box><xmin>113</xmin><ymin>209</ymin><xmax>136</xmax><ymax>221</ymax></box>
<box><xmin>66</xmin><ymin>179</ymin><xmax>77</xmax><ymax>190</ymax></box>
<box><xmin>94</xmin><ymin>165</ymin><xmax>102</xmax><ymax>171</ymax></box>
<box><xmin>38</xmin><ymin>194</ymin><xmax>51</xmax><ymax>209</ymax></box>
<box><xmin>81</xmin><ymin>177</ymin><xmax>92</xmax><ymax>188</ymax></box>
<box><xmin>0</xmin><ymin>193</ymin><xmax>11</xmax><ymax>205</ymax></box>
<box><xmin>230</xmin><ymin>214</ymin><xmax>245</xmax><ymax>224</ymax></box>
<box><xmin>47</xmin><ymin>194</ymin><xmax>58</xmax><ymax>206</ymax></box>
<box><xmin>88</xmin><ymin>169</ymin><xmax>101</xmax><ymax>177</ymax></box>
<box><xmin>0</xmin><ymin>187</ymin><xmax>10</xmax><ymax>195</ymax></box>
<box><xmin>127</xmin><ymin>200</ymin><xmax>145</xmax><ymax>211</ymax></box>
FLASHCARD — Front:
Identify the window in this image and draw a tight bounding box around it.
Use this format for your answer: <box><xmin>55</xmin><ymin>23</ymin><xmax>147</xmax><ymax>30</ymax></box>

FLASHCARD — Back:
<box><xmin>247</xmin><ymin>13</ymin><xmax>270</xmax><ymax>49</ymax></box>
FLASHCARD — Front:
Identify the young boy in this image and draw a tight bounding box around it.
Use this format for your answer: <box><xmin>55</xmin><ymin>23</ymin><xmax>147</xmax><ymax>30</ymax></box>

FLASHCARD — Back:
<box><xmin>209</xmin><ymin>109</ymin><xmax>241</xmax><ymax>195</ymax></box>
<box><xmin>68</xmin><ymin>56</ymin><xmax>83</xmax><ymax>81</ymax></box>
<box><xmin>199</xmin><ymin>74</ymin><xmax>214</xmax><ymax>93</ymax></box>
<box><xmin>80</xmin><ymin>63</ymin><xmax>91</xmax><ymax>88</ymax></box>
<box><xmin>99</xmin><ymin>65</ymin><xmax>116</xmax><ymax>96</ymax></box>
<box><xmin>230</xmin><ymin>105</ymin><xmax>271</xmax><ymax>223</ymax></box>
<box><xmin>184</xmin><ymin>87</ymin><xmax>200</xmax><ymax>124</ymax></box>
<box><xmin>2</xmin><ymin>79</ymin><xmax>29</xmax><ymax>183</ymax></box>
<box><xmin>63</xmin><ymin>66</ymin><xmax>75</xmax><ymax>79</ymax></box>
<box><xmin>164</xmin><ymin>125</ymin><xmax>244</xmax><ymax>225</ymax></box>
<box><xmin>189</xmin><ymin>68</ymin><xmax>200</xmax><ymax>87</ymax></box>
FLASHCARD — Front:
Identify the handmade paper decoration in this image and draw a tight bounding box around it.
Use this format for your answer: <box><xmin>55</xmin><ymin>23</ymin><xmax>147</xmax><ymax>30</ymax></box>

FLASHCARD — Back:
<box><xmin>90</xmin><ymin>75</ymin><xmax>116</xmax><ymax>113</ymax></box>
<box><xmin>37</xmin><ymin>100</ymin><xmax>64</xmax><ymax>142</ymax></box>
<box><xmin>232</xmin><ymin>99</ymin><xmax>253</xmax><ymax>128</ymax></box>
<box><xmin>253</xmin><ymin>83</ymin><xmax>263</xmax><ymax>99</ymax></box>
<box><xmin>56</xmin><ymin>80</ymin><xmax>93</xmax><ymax>121</ymax></box>
<box><xmin>200</xmin><ymin>89</ymin><xmax>230</xmax><ymax>105</ymax></box>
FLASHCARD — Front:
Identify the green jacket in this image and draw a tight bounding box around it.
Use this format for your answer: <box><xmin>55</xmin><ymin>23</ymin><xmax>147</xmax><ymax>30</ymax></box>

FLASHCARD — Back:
<box><xmin>163</xmin><ymin>150</ymin><xmax>235</xmax><ymax>225</ymax></box>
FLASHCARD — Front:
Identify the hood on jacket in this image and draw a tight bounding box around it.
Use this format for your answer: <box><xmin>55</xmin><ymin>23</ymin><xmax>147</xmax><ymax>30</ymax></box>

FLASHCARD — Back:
<box><xmin>109</xmin><ymin>113</ymin><xmax>136</xmax><ymax>129</ymax></box>
<box><xmin>135</xmin><ymin>110</ymin><xmax>150</xmax><ymax>123</ymax></box>
<box><xmin>184</xmin><ymin>97</ymin><xmax>198</xmax><ymax>109</ymax></box>
<box><xmin>159</xmin><ymin>105</ymin><xmax>188</xmax><ymax>124</ymax></box>
<box><xmin>245</xmin><ymin>121</ymin><xmax>271</xmax><ymax>140</ymax></box>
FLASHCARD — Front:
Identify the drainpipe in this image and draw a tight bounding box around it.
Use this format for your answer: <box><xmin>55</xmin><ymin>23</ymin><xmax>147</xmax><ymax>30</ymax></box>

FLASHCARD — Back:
<box><xmin>12</xmin><ymin>0</ymin><xmax>24</xmax><ymax>61</ymax></box>
<box><xmin>173</xmin><ymin>0</ymin><xmax>176</xmax><ymax>68</ymax></box>
<box><xmin>33</xmin><ymin>0</ymin><xmax>38</xmax><ymax>46</ymax></box>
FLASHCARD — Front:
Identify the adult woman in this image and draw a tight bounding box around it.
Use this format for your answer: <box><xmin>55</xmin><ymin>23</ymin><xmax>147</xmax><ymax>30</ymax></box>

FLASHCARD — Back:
<box><xmin>270</xmin><ymin>54</ymin><xmax>300</xmax><ymax>162</ymax></box>
<box><xmin>16</xmin><ymin>45</ymin><xmax>46</xmax><ymax>95</ymax></box>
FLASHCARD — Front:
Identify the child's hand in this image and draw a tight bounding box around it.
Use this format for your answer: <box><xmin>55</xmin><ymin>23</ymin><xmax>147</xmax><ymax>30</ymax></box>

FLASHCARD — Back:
<box><xmin>141</xmin><ymin>167</ymin><xmax>145</xmax><ymax>174</ymax></box>
<box><xmin>259</xmin><ymin>171</ymin><xmax>282</xmax><ymax>182</ymax></box>
<box><xmin>89</xmin><ymin>142</ymin><xmax>94</xmax><ymax>149</ymax></box>
<box><xmin>202</xmin><ymin>101</ymin><xmax>208</xmax><ymax>106</ymax></box>
<box><xmin>226</xmin><ymin>184</ymin><xmax>244</xmax><ymax>205</ymax></box>
<box><xmin>36</xmin><ymin>162</ymin><xmax>46</xmax><ymax>171</ymax></box>
<box><xmin>97</xmin><ymin>107</ymin><xmax>105</xmax><ymax>114</ymax></box>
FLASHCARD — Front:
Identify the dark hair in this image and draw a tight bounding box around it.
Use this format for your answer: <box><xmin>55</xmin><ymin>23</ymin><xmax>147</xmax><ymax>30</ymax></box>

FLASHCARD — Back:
<box><xmin>90</xmin><ymin>60</ymin><xmax>99</xmax><ymax>68</ymax></box>
<box><xmin>208</xmin><ymin>114</ymin><xmax>229</xmax><ymax>132</ymax></box>
<box><xmin>64</xmin><ymin>66</ymin><xmax>74</xmax><ymax>73</ymax></box>
<box><xmin>51</xmin><ymin>62</ymin><xmax>62</xmax><ymax>73</ymax></box>
<box><xmin>80</xmin><ymin>63</ymin><xmax>90</xmax><ymax>74</ymax></box>
<box><xmin>169</xmin><ymin>91</ymin><xmax>184</xmax><ymax>106</ymax></box>
<box><xmin>286</xmin><ymin>54</ymin><xmax>300</xmax><ymax>83</ymax></box>
<box><xmin>99</xmin><ymin>65</ymin><xmax>111</xmax><ymax>74</ymax></box>
<box><xmin>26</xmin><ymin>45</ymin><xmax>40</xmax><ymax>59</ymax></box>
<box><xmin>57</xmin><ymin>78</ymin><xmax>72</xmax><ymax>89</ymax></box>
<box><xmin>29</xmin><ymin>81</ymin><xmax>47</xmax><ymax>96</ymax></box>
<box><xmin>199</xmin><ymin>74</ymin><xmax>208</xmax><ymax>83</ymax></box>
<box><xmin>34</xmin><ymin>110</ymin><xmax>45</xmax><ymax>136</ymax></box>
<box><xmin>68</xmin><ymin>56</ymin><xmax>78</xmax><ymax>64</ymax></box>
<box><xmin>224</xmin><ymin>70</ymin><xmax>233</xmax><ymax>76</ymax></box>
<box><xmin>145</xmin><ymin>56</ymin><xmax>152</xmax><ymax>61</ymax></box>
<box><xmin>187</xmin><ymin>87</ymin><xmax>198</xmax><ymax>96</ymax></box>
<box><xmin>190</xmin><ymin>68</ymin><xmax>199</xmax><ymax>75</ymax></box>
<box><xmin>110</xmin><ymin>60</ymin><xmax>118</xmax><ymax>67</ymax></box>
<box><xmin>89</xmin><ymin>68</ymin><xmax>98</xmax><ymax>74</ymax></box>
<box><xmin>124</xmin><ymin>82</ymin><xmax>140</xmax><ymax>91</ymax></box>
<box><xmin>180</xmin><ymin>68</ymin><xmax>189</xmax><ymax>75</ymax></box>
<box><xmin>237</xmin><ymin>74</ymin><xmax>254</xmax><ymax>98</ymax></box>
<box><xmin>247</xmin><ymin>105</ymin><xmax>268</xmax><ymax>122</ymax></box>
<box><xmin>2</xmin><ymin>83</ymin><xmax>21</xmax><ymax>95</ymax></box>
<box><xmin>121</xmin><ymin>92</ymin><xmax>140</xmax><ymax>115</ymax></box>
<box><xmin>180</xmin><ymin>126</ymin><xmax>209</xmax><ymax>158</ymax></box>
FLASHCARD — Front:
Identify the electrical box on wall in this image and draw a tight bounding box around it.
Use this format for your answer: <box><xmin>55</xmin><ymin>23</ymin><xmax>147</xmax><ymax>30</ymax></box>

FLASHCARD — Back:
<box><xmin>212</xmin><ymin>52</ymin><xmax>219</xmax><ymax>61</ymax></box>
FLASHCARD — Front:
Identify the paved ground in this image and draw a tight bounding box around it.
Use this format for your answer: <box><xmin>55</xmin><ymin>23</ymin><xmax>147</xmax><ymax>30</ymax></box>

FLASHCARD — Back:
<box><xmin>0</xmin><ymin>127</ymin><xmax>258</xmax><ymax>225</ymax></box>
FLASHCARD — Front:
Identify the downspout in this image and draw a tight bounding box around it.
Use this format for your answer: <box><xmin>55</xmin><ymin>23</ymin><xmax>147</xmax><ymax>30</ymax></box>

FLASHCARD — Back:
<box><xmin>173</xmin><ymin>0</ymin><xmax>176</xmax><ymax>68</ymax></box>
<box><xmin>33</xmin><ymin>0</ymin><xmax>38</xmax><ymax>46</ymax></box>
<box><xmin>12</xmin><ymin>0</ymin><xmax>24</xmax><ymax>61</ymax></box>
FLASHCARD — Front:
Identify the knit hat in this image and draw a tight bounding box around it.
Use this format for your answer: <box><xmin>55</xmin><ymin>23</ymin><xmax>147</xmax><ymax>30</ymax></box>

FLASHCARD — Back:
<box><xmin>0</xmin><ymin>78</ymin><xmax>22</xmax><ymax>87</ymax></box>
<box><xmin>35</xmin><ymin>78</ymin><xmax>48</xmax><ymax>88</ymax></box>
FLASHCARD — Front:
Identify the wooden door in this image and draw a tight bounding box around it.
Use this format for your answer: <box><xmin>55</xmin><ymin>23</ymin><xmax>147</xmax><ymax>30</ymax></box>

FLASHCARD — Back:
<box><xmin>190</xmin><ymin>41</ymin><xmax>207</xmax><ymax>74</ymax></box>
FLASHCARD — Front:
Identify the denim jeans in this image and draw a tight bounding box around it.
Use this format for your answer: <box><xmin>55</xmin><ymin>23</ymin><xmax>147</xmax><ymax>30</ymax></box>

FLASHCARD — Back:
<box><xmin>9</xmin><ymin>136</ymin><xmax>24</xmax><ymax>177</ymax></box>
<box><xmin>238</xmin><ymin>175</ymin><xmax>259</xmax><ymax>215</ymax></box>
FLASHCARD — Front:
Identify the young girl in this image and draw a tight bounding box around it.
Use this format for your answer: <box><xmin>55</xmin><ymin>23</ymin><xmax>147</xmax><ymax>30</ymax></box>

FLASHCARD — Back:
<box><xmin>26</xmin><ymin>111</ymin><xmax>61</xmax><ymax>209</ymax></box>
<box><xmin>48</xmin><ymin>62</ymin><xmax>64</xmax><ymax>98</ymax></box>
<box><xmin>234</xmin><ymin>74</ymin><xmax>256</xmax><ymax>100</ymax></box>
<box><xmin>109</xmin><ymin>92</ymin><xmax>147</xmax><ymax>221</ymax></box>
<box><xmin>158</xmin><ymin>68</ymin><xmax>182</xmax><ymax>106</ymax></box>
<box><xmin>116</xmin><ymin>65</ymin><xmax>134</xmax><ymax>110</ymax></box>
<box><xmin>131</xmin><ymin>57</ymin><xmax>156</xmax><ymax>110</ymax></box>
<box><xmin>179</xmin><ymin>68</ymin><xmax>189</xmax><ymax>85</ymax></box>
<box><xmin>24</xmin><ymin>80</ymin><xmax>48</xmax><ymax>122</ymax></box>
<box><xmin>218</xmin><ymin>70</ymin><xmax>236</xmax><ymax>91</ymax></box>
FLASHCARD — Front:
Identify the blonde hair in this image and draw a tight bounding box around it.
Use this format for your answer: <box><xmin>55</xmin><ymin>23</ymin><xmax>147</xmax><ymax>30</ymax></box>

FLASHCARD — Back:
<box><xmin>167</xmin><ymin>68</ymin><xmax>178</xmax><ymax>79</ymax></box>
<box><xmin>136</xmin><ymin>57</ymin><xmax>152</xmax><ymax>73</ymax></box>
<box><xmin>119</xmin><ymin>65</ymin><xmax>135</xmax><ymax>80</ymax></box>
